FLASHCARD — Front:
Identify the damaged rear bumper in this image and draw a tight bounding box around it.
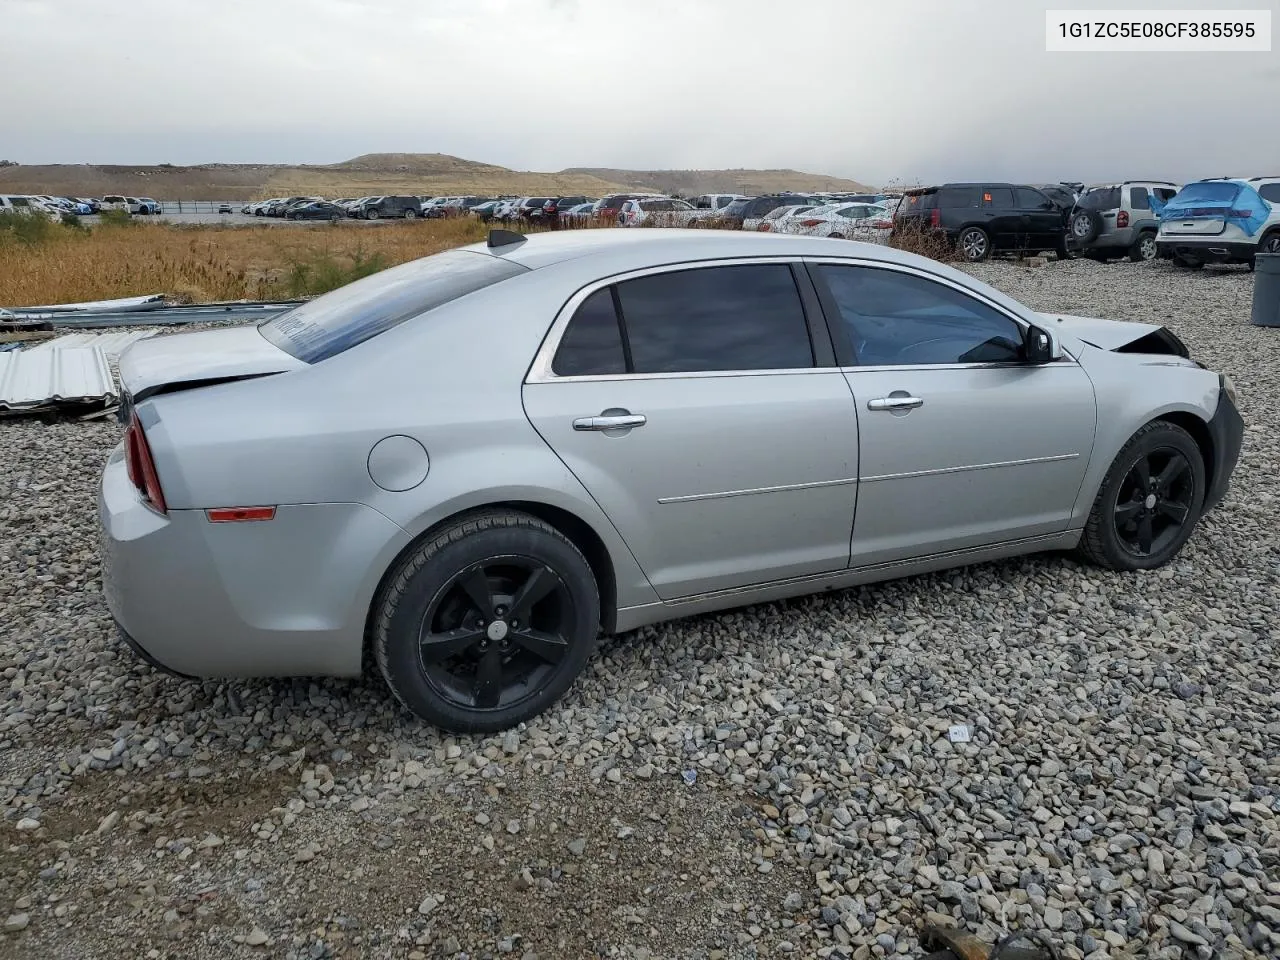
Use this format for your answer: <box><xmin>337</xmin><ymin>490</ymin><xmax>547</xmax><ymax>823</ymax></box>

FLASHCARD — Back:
<box><xmin>1205</xmin><ymin>380</ymin><xmax>1243</xmax><ymax>510</ymax></box>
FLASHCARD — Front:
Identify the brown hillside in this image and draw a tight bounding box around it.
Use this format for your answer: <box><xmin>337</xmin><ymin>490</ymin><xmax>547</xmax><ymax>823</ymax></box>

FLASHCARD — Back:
<box><xmin>0</xmin><ymin>155</ymin><xmax>870</xmax><ymax>200</ymax></box>
<box><xmin>563</xmin><ymin>167</ymin><xmax>875</xmax><ymax>196</ymax></box>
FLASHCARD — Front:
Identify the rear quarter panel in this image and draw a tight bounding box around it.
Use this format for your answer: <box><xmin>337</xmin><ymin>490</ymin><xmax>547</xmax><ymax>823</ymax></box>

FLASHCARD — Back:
<box><xmin>1069</xmin><ymin>345</ymin><xmax>1220</xmax><ymax>524</ymax></box>
<box><xmin>141</xmin><ymin>271</ymin><xmax>660</xmax><ymax>614</ymax></box>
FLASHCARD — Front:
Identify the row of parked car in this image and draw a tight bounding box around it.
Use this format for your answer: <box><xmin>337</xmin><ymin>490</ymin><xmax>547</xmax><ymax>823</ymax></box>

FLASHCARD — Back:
<box><xmin>890</xmin><ymin>176</ymin><xmax>1280</xmax><ymax>268</ymax></box>
<box><xmin>0</xmin><ymin>194</ymin><xmax>163</xmax><ymax>218</ymax></box>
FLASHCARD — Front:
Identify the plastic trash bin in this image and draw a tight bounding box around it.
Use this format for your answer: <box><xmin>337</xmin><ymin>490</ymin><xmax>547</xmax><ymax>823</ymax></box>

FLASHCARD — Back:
<box><xmin>1253</xmin><ymin>253</ymin><xmax>1280</xmax><ymax>327</ymax></box>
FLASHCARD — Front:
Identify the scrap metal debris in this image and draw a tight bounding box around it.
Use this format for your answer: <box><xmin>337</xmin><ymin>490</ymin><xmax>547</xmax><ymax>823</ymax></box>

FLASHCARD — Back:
<box><xmin>0</xmin><ymin>344</ymin><xmax>116</xmax><ymax>413</ymax></box>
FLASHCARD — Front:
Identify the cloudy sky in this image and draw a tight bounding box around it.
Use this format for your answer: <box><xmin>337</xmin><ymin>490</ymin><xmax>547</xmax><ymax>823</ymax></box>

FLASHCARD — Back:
<box><xmin>4</xmin><ymin>0</ymin><xmax>1277</xmax><ymax>184</ymax></box>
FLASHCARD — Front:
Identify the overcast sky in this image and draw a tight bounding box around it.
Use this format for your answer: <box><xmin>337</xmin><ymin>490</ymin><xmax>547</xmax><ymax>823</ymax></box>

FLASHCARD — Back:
<box><xmin>4</xmin><ymin>0</ymin><xmax>1277</xmax><ymax>184</ymax></box>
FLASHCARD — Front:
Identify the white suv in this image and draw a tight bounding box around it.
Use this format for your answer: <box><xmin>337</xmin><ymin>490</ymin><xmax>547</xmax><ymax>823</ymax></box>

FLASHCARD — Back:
<box><xmin>1156</xmin><ymin>176</ymin><xmax>1280</xmax><ymax>269</ymax></box>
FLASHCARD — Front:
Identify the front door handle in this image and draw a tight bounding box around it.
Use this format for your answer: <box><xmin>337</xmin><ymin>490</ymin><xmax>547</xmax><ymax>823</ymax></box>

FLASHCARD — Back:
<box><xmin>867</xmin><ymin>396</ymin><xmax>923</xmax><ymax>411</ymax></box>
<box><xmin>573</xmin><ymin>413</ymin><xmax>647</xmax><ymax>431</ymax></box>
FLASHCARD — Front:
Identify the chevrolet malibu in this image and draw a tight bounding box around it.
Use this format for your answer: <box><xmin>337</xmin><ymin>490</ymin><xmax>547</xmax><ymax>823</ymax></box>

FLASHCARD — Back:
<box><xmin>101</xmin><ymin>229</ymin><xmax>1243</xmax><ymax>732</ymax></box>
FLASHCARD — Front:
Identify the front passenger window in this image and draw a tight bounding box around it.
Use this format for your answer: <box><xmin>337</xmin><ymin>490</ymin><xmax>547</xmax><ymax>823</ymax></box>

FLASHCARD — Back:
<box><xmin>817</xmin><ymin>265</ymin><xmax>1025</xmax><ymax>366</ymax></box>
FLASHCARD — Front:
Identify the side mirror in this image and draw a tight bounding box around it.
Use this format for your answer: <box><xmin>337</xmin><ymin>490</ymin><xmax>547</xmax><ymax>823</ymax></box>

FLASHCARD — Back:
<box><xmin>1024</xmin><ymin>325</ymin><xmax>1056</xmax><ymax>364</ymax></box>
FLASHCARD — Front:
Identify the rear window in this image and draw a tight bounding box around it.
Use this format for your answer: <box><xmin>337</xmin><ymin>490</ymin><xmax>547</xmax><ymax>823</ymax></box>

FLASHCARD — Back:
<box><xmin>259</xmin><ymin>250</ymin><xmax>527</xmax><ymax>363</ymax></box>
<box><xmin>938</xmin><ymin>187</ymin><xmax>980</xmax><ymax>208</ymax></box>
<box><xmin>721</xmin><ymin>199</ymin><xmax>751</xmax><ymax>217</ymax></box>
<box><xmin>1078</xmin><ymin>187</ymin><xmax>1122</xmax><ymax>210</ymax></box>
<box><xmin>1175</xmin><ymin>182</ymin><xmax>1242</xmax><ymax>204</ymax></box>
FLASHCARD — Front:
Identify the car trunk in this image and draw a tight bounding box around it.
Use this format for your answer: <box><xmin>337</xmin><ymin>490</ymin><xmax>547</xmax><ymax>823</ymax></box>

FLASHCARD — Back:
<box><xmin>118</xmin><ymin>325</ymin><xmax>304</xmax><ymax>405</ymax></box>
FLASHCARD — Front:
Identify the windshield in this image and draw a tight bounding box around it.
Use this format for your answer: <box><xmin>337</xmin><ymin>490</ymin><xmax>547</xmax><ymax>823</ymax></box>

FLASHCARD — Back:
<box><xmin>259</xmin><ymin>250</ymin><xmax>528</xmax><ymax>363</ymax></box>
<box><xmin>721</xmin><ymin>199</ymin><xmax>751</xmax><ymax>217</ymax></box>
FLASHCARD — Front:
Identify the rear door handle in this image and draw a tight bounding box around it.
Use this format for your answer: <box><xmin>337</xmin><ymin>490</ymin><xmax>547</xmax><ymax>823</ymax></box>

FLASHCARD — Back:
<box><xmin>573</xmin><ymin>414</ymin><xmax>647</xmax><ymax>431</ymax></box>
<box><xmin>867</xmin><ymin>396</ymin><xmax>923</xmax><ymax>411</ymax></box>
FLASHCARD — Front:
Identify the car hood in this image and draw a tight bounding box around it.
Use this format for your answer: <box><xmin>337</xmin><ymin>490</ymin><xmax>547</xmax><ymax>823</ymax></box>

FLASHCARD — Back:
<box><xmin>1038</xmin><ymin>312</ymin><xmax>1189</xmax><ymax>357</ymax></box>
<box><xmin>119</xmin><ymin>324</ymin><xmax>305</xmax><ymax>403</ymax></box>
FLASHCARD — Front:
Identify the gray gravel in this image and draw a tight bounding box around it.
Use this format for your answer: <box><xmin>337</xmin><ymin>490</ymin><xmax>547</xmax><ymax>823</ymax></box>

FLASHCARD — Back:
<box><xmin>2</xmin><ymin>258</ymin><xmax>1278</xmax><ymax>960</ymax></box>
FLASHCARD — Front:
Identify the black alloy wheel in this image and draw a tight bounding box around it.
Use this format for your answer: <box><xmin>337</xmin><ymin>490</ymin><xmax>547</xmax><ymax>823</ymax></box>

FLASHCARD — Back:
<box><xmin>1112</xmin><ymin>448</ymin><xmax>1195</xmax><ymax>558</ymax></box>
<box><xmin>418</xmin><ymin>558</ymin><xmax>573</xmax><ymax>710</ymax></box>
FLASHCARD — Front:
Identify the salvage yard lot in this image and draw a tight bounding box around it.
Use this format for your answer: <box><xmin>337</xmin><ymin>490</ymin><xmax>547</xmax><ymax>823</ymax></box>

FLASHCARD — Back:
<box><xmin>1</xmin><ymin>259</ymin><xmax>1279</xmax><ymax>959</ymax></box>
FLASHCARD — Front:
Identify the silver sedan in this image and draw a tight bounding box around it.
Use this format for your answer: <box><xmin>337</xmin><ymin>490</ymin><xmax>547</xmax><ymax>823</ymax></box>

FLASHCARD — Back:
<box><xmin>101</xmin><ymin>229</ymin><xmax>1243</xmax><ymax>731</ymax></box>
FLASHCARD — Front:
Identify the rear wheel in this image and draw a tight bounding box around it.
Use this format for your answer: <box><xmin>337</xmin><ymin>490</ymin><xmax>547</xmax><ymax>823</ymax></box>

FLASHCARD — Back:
<box><xmin>1129</xmin><ymin>231</ymin><xmax>1157</xmax><ymax>262</ymax></box>
<box><xmin>1260</xmin><ymin>231</ymin><xmax>1280</xmax><ymax>255</ymax></box>
<box><xmin>1077</xmin><ymin>421</ymin><xmax>1205</xmax><ymax>571</ymax></box>
<box><xmin>958</xmin><ymin>227</ymin><xmax>990</xmax><ymax>262</ymax></box>
<box><xmin>404</xmin><ymin>208</ymin><xmax>417</xmax><ymax>219</ymax></box>
<box><xmin>828</xmin><ymin>232</ymin><xmax>845</xmax><ymax>240</ymax></box>
<box><xmin>374</xmin><ymin>510</ymin><xmax>601</xmax><ymax>732</ymax></box>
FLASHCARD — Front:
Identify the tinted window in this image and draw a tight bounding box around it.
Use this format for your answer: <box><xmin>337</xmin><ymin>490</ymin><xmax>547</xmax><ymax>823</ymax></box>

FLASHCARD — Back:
<box><xmin>641</xmin><ymin>199</ymin><xmax>679</xmax><ymax>211</ymax></box>
<box><xmin>1079</xmin><ymin>187</ymin><xmax>1121</xmax><ymax>210</ymax></box>
<box><xmin>553</xmin><ymin>289</ymin><xmax>626</xmax><ymax>376</ymax></box>
<box><xmin>938</xmin><ymin>187</ymin><xmax>979</xmax><ymax>208</ymax></box>
<box><xmin>259</xmin><ymin>250</ymin><xmax>527</xmax><ymax>363</ymax></box>
<box><xmin>1129</xmin><ymin>186</ymin><xmax>1150</xmax><ymax>210</ymax></box>
<box><xmin>617</xmin><ymin>265</ymin><xmax>812</xmax><ymax>373</ymax></box>
<box><xmin>817</xmin><ymin>265</ymin><xmax>1024</xmax><ymax>366</ymax></box>
<box><xmin>1016</xmin><ymin>187</ymin><xmax>1048</xmax><ymax>208</ymax></box>
<box><xmin>1258</xmin><ymin>183</ymin><xmax>1280</xmax><ymax>203</ymax></box>
<box><xmin>1155</xmin><ymin>188</ymin><xmax>1178</xmax><ymax>201</ymax></box>
<box><xmin>721</xmin><ymin>199</ymin><xmax>751</xmax><ymax>217</ymax></box>
<box><xmin>983</xmin><ymin>187</ymin><xmax>1014</xmax><ymax>208</ymax></box>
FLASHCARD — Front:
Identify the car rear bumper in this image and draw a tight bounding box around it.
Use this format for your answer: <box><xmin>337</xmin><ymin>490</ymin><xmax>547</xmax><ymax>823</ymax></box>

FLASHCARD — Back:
<box><xmin>99</xmin><ymin>444</ymin><xmax>408</xmax><ymax>678</ymax></box>
<box><xmin>1205</xmin><ymin>381</ymin><xmax>1244</xmax><ymax>510</ymax></box>
<box><xmin>1157</xmin><ymin>239</ymin><xmax>1255</xmax><ymax>264</ymax></box>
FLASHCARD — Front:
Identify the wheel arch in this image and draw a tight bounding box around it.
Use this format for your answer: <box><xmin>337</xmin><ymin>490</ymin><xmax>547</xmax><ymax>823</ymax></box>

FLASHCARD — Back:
<box><xmin>1154</xmin><ymin>410</ymin><xmax>1216</xmax><ymax>496</ymax></box>
<box><xmin>362</xmin><ymin>500</ymin><xmax>622</xmax><ymax>668</ymax></box>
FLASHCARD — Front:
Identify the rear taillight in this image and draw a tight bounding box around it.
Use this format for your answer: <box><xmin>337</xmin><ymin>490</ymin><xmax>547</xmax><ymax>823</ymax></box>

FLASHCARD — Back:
<box><xmin>1116</xmin><ymin>210</ymin><xmax>1130</xmax><ymax>228</ymax></box>
<box><xmin>757</xmin><ymin>222</ymin><xmax>772</xmax><ymax>231</ymax></box>
<box><xmin>124</xmin><ymin>414</ymin><xmax>167</xmax><ymax>514</ymax></box>
<box><xmin>1228</xmin><ymin>209</ymin><xmax>1251</xmax><ymax>219</ymax></box>
<box><xmin>929</xmin><ymin>209</ymin><xmax>941</xmax><ymax>227</ymax></box>
<box><xmin>799</xmin><ymin>219</ymin><xmax>824</xmax><ymax>228</ymax></box>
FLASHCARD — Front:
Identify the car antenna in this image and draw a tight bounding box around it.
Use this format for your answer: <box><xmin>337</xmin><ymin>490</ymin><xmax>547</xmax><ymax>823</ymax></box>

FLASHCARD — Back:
<box><xmin>487</xmin><ymin>229</ymin><xmax>527</xmax><ymax>248</ymax></box>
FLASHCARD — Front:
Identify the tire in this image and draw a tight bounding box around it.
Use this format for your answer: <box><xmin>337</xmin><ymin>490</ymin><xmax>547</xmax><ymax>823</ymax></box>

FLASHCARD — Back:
<box><xmin>365</xmin><ymin>208</ymin><xmax>379</xmax><ymax>220</ymax></box>
<box><xmin>1077</xmin><ymin>421</ymin><xmax>1206</xmax><ymax>572</ymax></box>
<box><xmin>291</xmin><ymin>213</ymin><xmax>302</xmax><ymax>221</ymax></box>
<box><xmin>1128</xmin><ymin>231</ymin><xmax>1157</xmax><ymax>262</ymax></box>
<box><xmin>1070</xmin><ymin>210</ymin><xmax>1102</xmax><ymax>245</ymax></box>
<box><xmin>404</xmin><ymin>209</ymin><xmax>417</xmax><ymax>219</ymax></box>
<box><xmin>1259</xmin><ymin>231</ymin><xmax>1280</xmax><ymax>255</ymax></box>
<box><xmin>828</xmin><ymin>233</ymin><xmax>844</xmax><ymax>240</ymax></box>
<box><xmin>957</xmin><ymin>226</ymin><xmax>990</xmax><ymax>262</ymax></box>
<box><xmin>373</xmin><ymin>510</ymin><xmax>601</xmax><ymax>733</ymax></box>
<box><xmin>330</xmin><ymin>214</ymin><xmax>340</xmax><ymax>222</ymax></box>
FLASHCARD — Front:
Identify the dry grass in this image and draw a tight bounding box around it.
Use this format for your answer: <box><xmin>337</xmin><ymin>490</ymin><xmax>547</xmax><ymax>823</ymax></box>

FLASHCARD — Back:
<box><xmin>0</xmin><ymin>219</ymin><xmax>494</xmax><ymax>307</ymax></box>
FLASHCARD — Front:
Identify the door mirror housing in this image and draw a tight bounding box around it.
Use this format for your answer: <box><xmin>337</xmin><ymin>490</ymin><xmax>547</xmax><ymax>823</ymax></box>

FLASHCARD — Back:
<box><xmin>1023</xmin><ymin>325</ymin><xmax>1058</xmax><ymax>364</ymax></box>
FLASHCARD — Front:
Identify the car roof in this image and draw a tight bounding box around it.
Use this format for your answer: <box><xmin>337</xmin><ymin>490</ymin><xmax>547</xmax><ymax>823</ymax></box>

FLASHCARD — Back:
<box><xmin>469</xmin><ymin>227</ymin><xmax>930</xmax><ymax>272</ymax></box>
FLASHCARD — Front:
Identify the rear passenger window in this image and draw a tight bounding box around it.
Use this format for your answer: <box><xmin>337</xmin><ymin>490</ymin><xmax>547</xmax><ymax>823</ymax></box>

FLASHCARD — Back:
<box><xmin>617</xmin><ymin>264</ymin><xmax>813</xmax><ymax>373</ymax></box>
<box><xmin>552</xmin><ymin>289</ymin><xmax>627</xmax><ymax>376</ymax></box>
<box><xmin>983</xmin><ymin>187</ymin><xmax>1014</xmax><ymax>208</ymax></box>
<box><xmin>1129</xmin><ymin>186</ymin><xmax>1150</xmax><ymax>210</ymax></box>
<box><xmin>1258</xmin><ymin>183</ymin><xmax>1280</xmax><ymax>203</ymax></box>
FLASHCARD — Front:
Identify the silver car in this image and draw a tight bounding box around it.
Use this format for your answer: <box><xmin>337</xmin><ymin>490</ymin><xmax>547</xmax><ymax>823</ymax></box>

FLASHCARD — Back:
<box><xmin>101</xmin><ymin>229</ymin><xmax>1244</xmax><ymax>732</ymax></box>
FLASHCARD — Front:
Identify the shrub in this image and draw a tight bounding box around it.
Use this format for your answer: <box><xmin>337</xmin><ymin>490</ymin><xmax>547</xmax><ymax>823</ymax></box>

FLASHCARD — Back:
<box><xmin>97</xmin><ymin>209</ymin><xmax>136</xmax><ymax>228</ymax></box>
<box><xmin>284</xmin><ymin>247</ymin><xmax>390</xmax><ymax>297</ymax></box>
<box><xmin>887</xmin><ymin>221</ymin><xmax>957</xmax><ymax>262</ymax></box>
<box><xmin>0</xmin><ymin>210</ymin><xmax>56</xmax><ymax>246</ymax></box>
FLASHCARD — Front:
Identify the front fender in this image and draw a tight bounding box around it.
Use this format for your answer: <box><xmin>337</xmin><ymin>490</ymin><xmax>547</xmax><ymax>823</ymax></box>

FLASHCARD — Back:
<box><xmin>1069</xmin><ymin>346</ymin><xmax>1220</xmax><ymax>524</ymax></box>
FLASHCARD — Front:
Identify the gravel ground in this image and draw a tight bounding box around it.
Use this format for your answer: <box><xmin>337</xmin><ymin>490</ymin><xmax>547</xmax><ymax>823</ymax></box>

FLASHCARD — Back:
<box><xmin>1</xmin><ymin>258</ymin><xmax>1278</xmax><ymax>960</ymax></box>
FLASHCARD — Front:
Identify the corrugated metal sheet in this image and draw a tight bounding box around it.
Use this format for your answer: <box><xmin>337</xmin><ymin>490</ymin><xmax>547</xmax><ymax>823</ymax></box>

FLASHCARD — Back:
<box><xmin>0</xmin><ymin>346</ymin><xmax>115</xmax><ymax>410</ymax></box>
<box><xmin>26</xmin><ymin>331</ymin><xmax>157</xmax><ymax>360</ymax></box>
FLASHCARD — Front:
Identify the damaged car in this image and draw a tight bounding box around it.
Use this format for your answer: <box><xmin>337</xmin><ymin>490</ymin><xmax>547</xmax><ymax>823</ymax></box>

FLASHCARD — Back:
<box><xmin>101</xmin><ymin>229</ymin><xmax>1243</xmax><ymax>732</ymax></box>
<box><xmin>1155</xmin><ymin>176</ymin><xmax>1279</xmax><ymax>269</ymax></box>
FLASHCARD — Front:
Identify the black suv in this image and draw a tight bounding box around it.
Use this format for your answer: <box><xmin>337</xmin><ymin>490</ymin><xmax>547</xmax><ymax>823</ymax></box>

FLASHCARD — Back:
<box><xmin>357</xmin><ymin>196</ymin><xmax>422</xmax><ymax>220</ymax></box>
<box><xmin>713</xmin><ymin>195</ymin><xmax>818</xmax><ymax>229</ymax></box>
<box><xmin>892</xmin><ymin>183</ymin><xmax>1069</xmax><ymax>262</ymax></box>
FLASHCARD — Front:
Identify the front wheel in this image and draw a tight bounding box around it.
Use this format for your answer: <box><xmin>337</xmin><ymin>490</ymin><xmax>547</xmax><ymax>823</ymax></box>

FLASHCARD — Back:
<box><xmin>374</xmin><ymin>510</ymin><xmax>601</xmax><ymax>732</ymax></box>
<box><xmin>958</xmin><ymin>226</ymin><xmax>990</xmax><ymax>262</ymax></box>
<box><xmin>1129</xmin><ymin>231</ymin><xmax>1157</xmax><ymax>262</ymax></box>
<box><xmin>365</xmin><ymin>208</ymin><xmax>379</xmax><ymax>220</ymax></box>
<box><xmin>1077</xmin><ymin>421</ymin><xmax>1205</xmax><ymax>571</ymax></box>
